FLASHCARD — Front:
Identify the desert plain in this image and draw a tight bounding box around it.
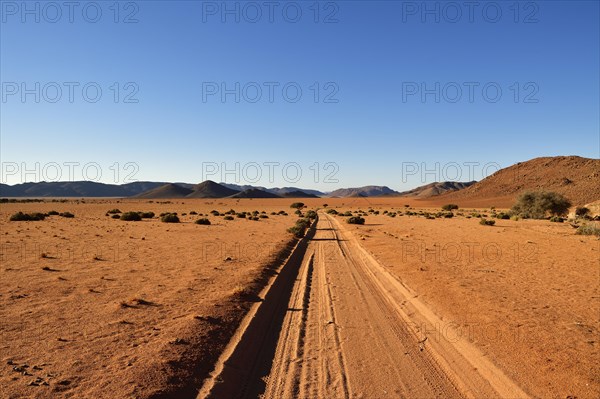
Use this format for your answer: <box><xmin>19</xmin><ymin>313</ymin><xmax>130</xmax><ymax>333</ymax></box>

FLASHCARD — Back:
<box><xmin>0</xmin><ymin>197</ymin><xmax>598</xmax><ymax>399</ymax></box>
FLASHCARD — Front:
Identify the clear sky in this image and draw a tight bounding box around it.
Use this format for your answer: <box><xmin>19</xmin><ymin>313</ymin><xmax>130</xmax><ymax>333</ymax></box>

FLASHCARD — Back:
<box><xmin>1</xmin><ymin>0</ymin><xmax>599</xmax><ymax>191</ymax></box>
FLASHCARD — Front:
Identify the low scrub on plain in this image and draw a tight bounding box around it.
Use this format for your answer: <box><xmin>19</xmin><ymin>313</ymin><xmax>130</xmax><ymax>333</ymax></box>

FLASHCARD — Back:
<box><xmin>195</xmin><ymin>218</ymin><xmax>211</xmax><ymax>225</ymax></box>
<box><xmin>576</xmin><ymin>223</ymin><xmax>600</xmax><ymax>236</ymax></box>
<box><xmin>347</xmin><ymin>216</ymin><xmax>365</xmax><ymax>225</ymax></box>
<box><xmin>511</xmin><ymin>191</ymin><xmax>571</xmax><ymax>219</ymax></box>
<box><xmin>441</xmin><ymin>204</ymin><xmax>459</xmax><ymax>211</ymax></box>
<box><xmin>161</xmin><ymin>213</ymin><xmax>180</xmax><ymax>223</ymax></box>
<box><xmin>479</xmin><ymin>218</ymin><xmax>496</xmax><ymax>226</ymax></box>
<box><xmin>120</xmin><ymin>212</ymin><xmax>142</xmax><ymax>221</ymax></box>
<box><xmin>10</xmin><ymin>212</ymin><xmax>46</xmax><ymax>221</ymax></box>
<box><xmin>290</xmin><ymin>202</ymin><xmax>305</xmax><ymax>209</ymax></box>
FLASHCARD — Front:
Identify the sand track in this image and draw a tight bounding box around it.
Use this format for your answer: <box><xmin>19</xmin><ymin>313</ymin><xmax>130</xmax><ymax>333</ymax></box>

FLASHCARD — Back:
<box><xmin>200</xmin><ymin>214</ymin><xmax>530</xmax><ymax>398</ymax></box>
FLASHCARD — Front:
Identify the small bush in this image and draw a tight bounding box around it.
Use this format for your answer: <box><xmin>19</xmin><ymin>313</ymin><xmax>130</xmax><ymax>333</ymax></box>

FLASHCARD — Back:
<box><xmin>121</xmin><ymin>212</ymin><xmax>142</xmax><ymax>221</ymax></box>
<box><xmin>139</xmin><ymin>211</ymin><xmax>155</xmax><ymax>219</ymax></box>
<box><xmin>195</xmin><ymin>218</ymin><xmax>211</xmax><ymax>225</ymax></box>
<box><xmin>496</xmin><ymin>212</ymin><xmax>510</xmax><ymax>220</ymax></box>
<box><xmin>290</xmin><ymin>202</ymin><xmax>305</xmax><ymax>209</ymax></box>
<box><xmin>48</xmin><ymin>210</ymin><xmax>59</xmax><ymax>216</ymax></box>
<box><xmin>305</xmin><ymin>210</ymin><xmax>317</xmax><ymax>219</ymax></box>
<box><xmin>510</xmin><ymin>215</ymin><xmax>520</xmax><ymax>221</ymax></box>
<box><xmin>479</xmin><ymin>218</ymin><xmax>495</xmax><ymax>226</ymax></box>
<box><xmin>259</xmin><ymin>214</ymin><xmax>269</xmax><ymax>219</ymax></box>
<box><xmin>441</xmin><ymin>204</ymin><xmax>459</xmax><ymax>211</ymax></box>
<box><xmin>326</xmin><ymin>209</ymin><xmax>338</xmax><ymax>215</ymax></box>
<box><xmin>287</xmin><ymin>225</ymin><xmax>305</xmax><ymax>238</ymax></box>
<box><xmin>511</xmin><ymin>191</ymin><xmax>572</xmax><ymax>219</ymax></box>
<box><xmin>10</xmin><ymin>212</ymin><xmax>46</xmax><ymax>221</ymax></box>
<box><xmin>59</xmin><ymin>212</ymin><xmax>75</xmax><ymax>218</ymax></box>
<box><xmin>575</xmin><ymin>207</ymin><xmax>590</xmax><ymax>218</ymax></box>
<box><xmin>190</xmin><ymin>211</ymin><xmax>198</xmax><ymax>215</ymax></box>
<box><xmin>161</xmin><ymin>213</ymin><xmax>180</xmax><ymax>223</ymax></box>
<box><xmin>107</xmin><ymin>209</ymin><xmax>121</xmax><ymax>214</ymax></box>
<box><xmin>111</xmin><ymin>214</ymin><xmax>121</xmax><ymax>219</ymax></box>
<box><xmin>347</xmin><ymin>216</ymin><xmax>365</xmax><ymax>225</ymax></box>
<box><xmin>576</xmin><ymin>223</ymin><xmax>600</xmax><ymax>236</ymax></box>
<box><xmin>236</xmin><ymin>213</ymin><xmax>246</xmax><ymax>219</ymax></box>
<box><xmin>549</xmin><ymin>216</ymin><xmax>564</xmax><ymax>223</ymax></box>
<box><xmin>223</xmin><ymin>215</ymin><xmax>234</xmax><ymax>221</ymax></box>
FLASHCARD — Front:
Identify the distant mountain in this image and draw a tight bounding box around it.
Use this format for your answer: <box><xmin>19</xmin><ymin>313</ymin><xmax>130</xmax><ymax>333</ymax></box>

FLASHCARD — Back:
<box><xmin>440</xmin><ymin>156</ymin><xmax>600</xmax><ymax>205</ymax></box>
<box><xmin>220</xmin><ymin>183</ymin><xmax>324</xmax><ymax>197</ymax></box>
<box><xmin>186</xmin><ymin>181</ymin><xmax>240</xmax><ymax>198</ymax></box>
<box><xmin>0</xmin><ymin>181</ymin><xmax>167</xmax><ymax>197</ymax></box>
<box><xmin>281</xmin><ymin>190</ymin><xmax>319</xmax><ymax>198</ymax></box>
<box><xmin>229</xmin><ymin>188</ymin><xmax>282</xmax><ymax>198</ymax></box>
<box><xmin>134</xmin><ymin>183</ymin><xmax>193</xmax><ymax>199</ymax></box>
<box><xmin>327</xmin><ymin>186</ymin><xmax>399</xmax><ymax>198</ymax></box>
<box><xmin>395</xmin><ymin>181</ymin><xmax>476</xmax><ymax>198</ymax></box>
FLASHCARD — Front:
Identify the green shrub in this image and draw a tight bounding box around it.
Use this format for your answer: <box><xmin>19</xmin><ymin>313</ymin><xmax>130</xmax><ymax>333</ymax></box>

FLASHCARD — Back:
<box><xmin>250</xmin><ymin>216</ymin><xmax>260</xmax><ymax>221</ymax></box>
<box><xmin>511</xmin><ymin>191</ymin><xmax>572</xmax><ymax>219</ymax></box>
<box><xmin>441</xmin><ymin>204</ymin><xmax>459</xmax><ymax>211</ymax></box>
<box><xmin>161</xmin><ymin>213</ymin><xmax>180</xmax><ymax>223</ymax></box>
<box><xmin>496</xmin><ymin>212</ymin><xmax>510</xmax><ymax>220</ymax></box>
<box><xmin>9</xmin><ymin>212</ymin><xmax>46</xmax><ymax>221</ymax></box>
<box><xmin>443</xmin><ymin>212</ymin><xmax>454</xmax><ymax>218</ymax></box>
<box><xmin>479</xmin><ymin>218</ymin><xmax>495</xmax><ymax>226</ymax></box>
<box><xmin>236</xmin><ymin>213</ymin><xmax>246</xmax><ymax>218</ymax></box>
<box><xmin>59</xmin><ymin>212</ymin><xmax>75</xmax><ymax>218</ymax></box>
<box><xmin>111</xmin><ymin>214</ymin><xmax>121</xmax><ymax>219</ymax></box>
<box><xmin>549</xmin><ymin>216</ymin><xmax>564</xmax><ymax>223</ymax></box>
<box><xmin>107</xmin><ymin>209</ymin><xmax>121</xmax><ymax>214</ymax></box>
<box><xmin>287</xmin><ymin>225</ymin><xmax>305</xmax><ymax>238</ymax></box>
<box><xmin>138</xmin><ymin>211</ymin><xmax>155</xmax><ymax>219</ymax></box>
<box><xmin>575</xmin><ymin>207</ymin><xmax>590</xmax><ymax>218</ymax></box>
<box><xmin>326</xmin><ymin>209</ymin><xmax>338</xmax><ymax>215</ymax></box>
<box><xmin>224</xmin><ymin>215</ymin><xmax>234</xmax><ymax>221</ymax></box>
<box><xmin>576</xmin><ymin>223</ymin><xmax>600</xmax><ymax>236</ymax></box>
<box><xmin>347</xmin><ymin>216</ymin><xmax>365</xmax><ymax>225</ymax></box>
<box><xmin>195</xmin><ymin>218</ymin><xmax>211</xmax><ymax>225</ymax></box>
<box><xmin>121</xmin><ymin>212</ymin><xmax>142</xmax><ymax>221</ymax></box>
<box><xmin>510</xmin><ymin>215</ymin><xmax>520</xmax><ymax>221</ymax></box>
<box><xmin>48</xmin><ymin>210</ymin><xmax>59</xmax><ymax>216</ymax></box>
<box><xmin>305</xmin><ymin>210</ymin><xmax>317</xmax><ymax>219</ymax></box>
<box><xmin>259</xmin><ymin>214</ymin><xmax>269</xmax><ymax>219</ymax></box>
<box><xmin>290</xmin><ymin>202</ymin><xmax>305</xmax><ymax>209</ymax></box>
<box><xmin>190</xmin><ymin>211</ymin><xmax>198</xmax><ymax>215</ymax></box>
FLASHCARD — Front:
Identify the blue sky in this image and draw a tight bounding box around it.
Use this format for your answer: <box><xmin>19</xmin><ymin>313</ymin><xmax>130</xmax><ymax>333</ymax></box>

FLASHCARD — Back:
<box><xmin>1</xmin><ymin>0</ymin><xmax>598</xmax><ymax>191</ymax></box>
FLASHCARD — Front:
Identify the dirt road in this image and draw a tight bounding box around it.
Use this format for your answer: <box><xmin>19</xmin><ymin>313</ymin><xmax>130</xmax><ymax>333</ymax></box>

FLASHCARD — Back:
<box><xmin>201</xmin><ymin>213</ymin><xmax>530</xmax><ymax>398</ymax></box>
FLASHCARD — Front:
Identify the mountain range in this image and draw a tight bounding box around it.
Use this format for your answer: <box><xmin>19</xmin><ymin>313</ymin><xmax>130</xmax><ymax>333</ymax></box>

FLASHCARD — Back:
<box><xmin>1</xmin><ymin>156</ymin><xmax>598</xmax><ymax>204</ymax></box>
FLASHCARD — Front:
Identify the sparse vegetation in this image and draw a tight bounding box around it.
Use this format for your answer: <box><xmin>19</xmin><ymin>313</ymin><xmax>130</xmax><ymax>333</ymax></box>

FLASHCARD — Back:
<box><xmin>107</xmin><ymin>209</ymin><xmax>121</xmax><ymax>214</ymax></box>
<box><xmin>120</xmin><ymin>212</ymin><xmax>142</xmax><ymax>221</ymax></box>
<box><xmin>287</xmin><ymin>217</ymin><xmax>311</xmax><ymax>238</ymax></box>
<box><xmin>59</xmin><ymin>212</ymin><xmax>75</xmax><ymax>218</ymax></box>
<box><xmin>10</xmin><ymin>212</ymin><xmax>46</xmax><ymax>221</ymax></box>
<box><xmin>511</xmin><ymin>191</ymin><xmax>572</xmax><ymax>219</ymax></box>
<box><xmin>326</xmin><ymin>209</ymin><xmax>338</xmax><ymax>215</ymax></box>
<box><xmin>111</xmin><ymin>214</ymin><xmax>121</xmax><ymax>219</ymax></box>
<box><xmin>195</xmin><ymin>218</ymin><xmax>211</xmax><ymax>225</ymax></box>
<box><xmin>549</xmin><ymin>216</ymin><xmax>564</xmax><ymax>223</ymax></box>
<box><xmin>138</xmin><ymin>211</ymin><xmax>155</xmax><ymax>219</ymax></box>
<box><xmin>576</xmin><ymin>223</ymin><xmax>600</xmax><ymax>236</ymax></box>
<box><xmin>305</xmin><ymin>210</ymin><xmax>317</xmax><ymax>219</ymax></box>
<box><xmin>479</xmin><ymin>218</ymin><xmax>495</xmax><ymax>226</ymax></box>
<box><xmin>161</xmin><ymin>213</ymin><xmax>180</xmax><ymax>223</ymax></box>
<box><xmin>347</xmin><ymin>216</ymin><xmax>365</xmax><ymax>225</ymax></box>
<box><xmin>48</xmin><ymin>210</ymin><xmax>59</xmax><ymax>215</ymax></box>
<box><xmin>441</xmin><ymin>204</ymin><xmax>459</xmax><ymax>211</ymax></box>
<box><xmin>575</xmin><ymin>206</ymin><xmax>590</xmax><ymax>218</ymax></box>
<box><xmin>290</xmin><ymin>202</ymin><xmax>305</xmax><ymax>209</ymax></box>
<box><xmin>223</xmin><ymin>215</ymin><xmax>234</xmax><ymax>221</ymax></box>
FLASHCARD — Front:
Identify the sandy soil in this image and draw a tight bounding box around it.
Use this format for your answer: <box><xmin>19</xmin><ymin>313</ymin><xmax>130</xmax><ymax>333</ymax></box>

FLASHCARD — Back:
<box><xmin>0</xmin><ymin>199</ymin><xmax>298</xmax><ymax>399</ymax></box>
<box><xmin>2</xmin><ymin>198</ymin><xmax>598</xmax><ymax>398</ymax></box>
<box><xmin>341</xmin><ymin>208</ymin><xmax>600</xmax><ymax>399</ymax></box>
